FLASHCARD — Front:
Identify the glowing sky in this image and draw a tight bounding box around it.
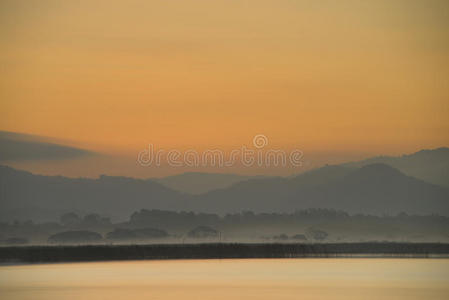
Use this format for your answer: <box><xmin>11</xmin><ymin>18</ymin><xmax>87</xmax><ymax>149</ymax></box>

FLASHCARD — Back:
<box><xmin>1</xmin><ymin>0</ymin><xmax>448</xmax><ymax>176</ymax></box>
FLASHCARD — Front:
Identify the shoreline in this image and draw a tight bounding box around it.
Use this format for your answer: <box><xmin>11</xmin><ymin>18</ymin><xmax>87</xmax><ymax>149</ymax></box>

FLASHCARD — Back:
<box><xmin>1</xmin><ymin>242</ymin><xmax>449</xmax><ymax>264</ymax></box>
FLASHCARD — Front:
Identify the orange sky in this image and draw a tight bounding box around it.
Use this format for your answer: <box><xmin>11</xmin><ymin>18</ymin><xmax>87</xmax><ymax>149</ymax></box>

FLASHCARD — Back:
<box><xmin>1</xmin><ymin>0</ymin><xmax>448</xmax><ymax>176</ymax></box>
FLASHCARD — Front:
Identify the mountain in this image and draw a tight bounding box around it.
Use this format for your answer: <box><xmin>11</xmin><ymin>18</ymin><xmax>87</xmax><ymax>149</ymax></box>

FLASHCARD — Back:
<box><xmin>189</xmin><ymin>165</ymin><xmax>352</xmax><ymax>213</ymax></box>
<box><xmin>153</xmin><ymin>172</ymin><xmax>266</xmax><ymax>195</ymax></box>
<box><xmin>1</xmin><ymin>162</ymin><xmax>448</xmax><ymax>222</ymax></box>
<box><xmin>192</xmin><ymin>164</ymin><xmax>449</xmax><ymax>215</ymax></box>
<box><xmin>342</xmin><ymin>147</ymin><xmax>449</xmax><ymax>187</ymax></box>
<box><xmin>0</xmin><ymin>165</ymin><xmax>184</xmax><ymax>222</ymax></box>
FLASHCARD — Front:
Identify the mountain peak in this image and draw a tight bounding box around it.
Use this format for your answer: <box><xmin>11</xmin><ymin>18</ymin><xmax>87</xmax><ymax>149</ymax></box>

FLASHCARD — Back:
<box><xmin>350</xmin><ymin>163</ymin><xmax>404</xmax><ymax>179</ymax></box>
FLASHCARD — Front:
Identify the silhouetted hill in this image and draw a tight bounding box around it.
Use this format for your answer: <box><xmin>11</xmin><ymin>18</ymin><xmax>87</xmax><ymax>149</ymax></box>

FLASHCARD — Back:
<box><xmin>190</xmin><ymin>165</ymin><xmax>351</xmax><ymax>213</ymax></box>
<box><xmin>193</xmin><ymin>164</ymin><xmax>449</xmax><ymax>215</ymax></box>
<box><xmin>318</xmin><ymin>164</ymin><xmax>449</xmax><ymax>215</ymax></box>
<box><xmin>0</xmin><ymin>165</ymin><xmax>185</xmax><ymax>222</ymax></box>
<box><xmin>153</xmin><ymin>172</ymin><xmax>267</xmax><ymax>194</ymax></box>
<box><xmin>290</xmin><ymin>164</ymin><xmax>352</xmax><ymax>186</ymax></box>
<box><xmin>342</xmin><ymin>147</ymin><xmax>449</xmax><ymax>187</ymax></box>
<box><xmin>151</xmin><ymin>147</ymin><xmax>449</xmax><ymax>194</ymax></box>
<box><xmin>1</xmin><ymin>163</ymin><xmax>448</xmax><ymax>222</ymax></box>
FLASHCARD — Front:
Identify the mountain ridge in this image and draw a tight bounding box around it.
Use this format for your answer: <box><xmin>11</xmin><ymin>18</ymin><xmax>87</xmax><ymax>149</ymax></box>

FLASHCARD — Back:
<box><xmin>1</xmin><ymin>148</ymin><xmax>448</xmax><ymax>221</ymax></box>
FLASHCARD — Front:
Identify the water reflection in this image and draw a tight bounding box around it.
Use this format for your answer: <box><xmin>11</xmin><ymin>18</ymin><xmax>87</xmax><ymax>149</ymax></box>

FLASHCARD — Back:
<box><xmin>1</xmin><ymin>259</ymin><xmax>448</xmax><ymax>299</ymax></box>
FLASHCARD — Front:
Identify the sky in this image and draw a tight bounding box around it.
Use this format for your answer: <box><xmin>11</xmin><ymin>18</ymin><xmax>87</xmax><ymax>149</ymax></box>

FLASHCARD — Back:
<box><xmin>0</xmin><ymin>0</ymin><xmax>448</xmax><ymax>177</ymax></box>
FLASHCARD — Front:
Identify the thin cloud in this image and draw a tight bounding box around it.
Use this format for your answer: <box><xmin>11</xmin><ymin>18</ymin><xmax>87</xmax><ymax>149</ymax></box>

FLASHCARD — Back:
<box><xmin>0</xmin><ymin>131</ymin><xmax>95</xmax><ymax>161</ymax></box>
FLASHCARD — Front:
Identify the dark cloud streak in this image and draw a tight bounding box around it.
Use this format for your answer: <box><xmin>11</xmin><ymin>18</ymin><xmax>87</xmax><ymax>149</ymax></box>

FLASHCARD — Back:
<box><xmin>0</xmin><ymin>131</ymin><xmax>94</xmax><ymax>161</ymax></box>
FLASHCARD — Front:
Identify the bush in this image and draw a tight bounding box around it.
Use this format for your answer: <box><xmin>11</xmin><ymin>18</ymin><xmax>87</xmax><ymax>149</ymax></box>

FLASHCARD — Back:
<box><xmin>48</xmin><ymin>230</ymin><xmax>102</xmax><ymax>244</ymax></box>
<box><xmin>187</xmin><ymin>226</ymin><xmax>218</xmax><ymax>238</ymax></box>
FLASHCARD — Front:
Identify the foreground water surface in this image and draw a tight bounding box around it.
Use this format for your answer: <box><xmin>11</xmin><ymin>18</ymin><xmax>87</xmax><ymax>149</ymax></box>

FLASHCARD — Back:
<box><xmin>1</xmin><ymin>258</ymin><xmax>448</xmax><ymax>299</ymax></box>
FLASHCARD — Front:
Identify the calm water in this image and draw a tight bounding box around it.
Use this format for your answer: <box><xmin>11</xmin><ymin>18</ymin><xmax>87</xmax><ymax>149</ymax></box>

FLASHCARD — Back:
<box><xmin>1</xmin><ymin>259</ymin><xmax>448</xmax><ymax>300</ymax></box>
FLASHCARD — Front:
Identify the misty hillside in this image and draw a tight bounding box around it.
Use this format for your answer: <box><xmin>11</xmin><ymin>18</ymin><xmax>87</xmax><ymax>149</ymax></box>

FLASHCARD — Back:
<box><xmin>193</xmin><ymin>164</ymin><xmax>449</xmax><ymax>215</ymax></box>
<box><xmin>153</xmin><ymin>172</ymin><xmax>267</xmax><ymax>195</ymax></box>
<box><xmin>1</xmin><ymin>163</ymin><xmax>448</xmax><ymax>222</ymax></box>
<box><xmin>342</xmin><ymin>147</ymin><xmax>449</xmax><ymax>187</ymax></box>
<box><xmin>0</xmin><ymin>165</ymin><xmax>185</xmax><ymax>222</ymax></box>
<box><xmin>151</xmin><ymin>147</ymin><xmax>449</xmax><ymax>195</ymax></box>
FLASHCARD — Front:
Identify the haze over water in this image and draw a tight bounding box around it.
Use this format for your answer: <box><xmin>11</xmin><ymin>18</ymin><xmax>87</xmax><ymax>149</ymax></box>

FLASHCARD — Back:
<box><xmin>1</xmin><ymin>259</ymin><xmax>448</xmax><ymax>300</ymax></box>
<box><xmin>0</xmin><ymin>1</ymin><xmax>448</xmax><ymax>299</ymax></box>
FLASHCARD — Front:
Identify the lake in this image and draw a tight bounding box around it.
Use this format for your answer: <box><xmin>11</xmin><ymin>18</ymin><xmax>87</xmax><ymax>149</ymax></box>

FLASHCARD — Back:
<box><xmin>1</xmin><ymin>259</ymin><xmax>448</xmax><ymax>299</ymax></box>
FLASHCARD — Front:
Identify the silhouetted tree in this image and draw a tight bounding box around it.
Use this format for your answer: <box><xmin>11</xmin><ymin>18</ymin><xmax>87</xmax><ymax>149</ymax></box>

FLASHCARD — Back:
<box><xmin>60</xmin><ymin>213</ymin><xmax>81</xmax><ymax>226</ymax></box>
<box><xmin>48</xmin><ymin>230</ymin><xmax>102</xmax><ymax>244</ymax></box>
<box><xmin>187</xmin><ymin>226</ymin><xmax>218</xmax><ymax>238</ymax></box>
<box><xmin>306</xmin><ymin>228</ymin><xmax>329</xmax><ymax>241</ymax></box>
<box><xmin>83</xmin><ymin>213</ymin><xmax>101</xmax><ymax>225</ymax></box>
<box><xmin>291</xmin><ymin>234</ymin><xmax>307</xmax><ymax>241</ymax></box>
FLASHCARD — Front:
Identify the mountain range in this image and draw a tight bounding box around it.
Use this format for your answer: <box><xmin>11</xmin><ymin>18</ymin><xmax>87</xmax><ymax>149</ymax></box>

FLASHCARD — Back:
<box><xmin>152</xmin><ymin>147</ymin><xmax>449</xmax><ymax>194</ymax></box>
<box><xmin>0</xmin><ymin>147</ymin><xmax>448</xmax><ymax>222</ymax></box>
<box><xmin>192</xmin><ymin>164</ymin><xmax>448</xmax><ymax>215</ymax></box>
<box><xmin>152</xmin><ymin>172</ymin><xmax>268</xmax><ymax>195</ymax></box>
<box><xmin>0</xmin><ymin>166</ymin><xmax>183</xmax><ymax>222</ymax></box>
<box><xmin>342</xmin><ymin>147</ymin><xmax>449</xmax><ymax>187</ymax></box>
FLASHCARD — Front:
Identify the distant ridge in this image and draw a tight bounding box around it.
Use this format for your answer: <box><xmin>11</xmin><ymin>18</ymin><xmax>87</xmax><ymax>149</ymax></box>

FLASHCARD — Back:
<box><xmin>193</xmin><ymin>163</ymin><xmax>449</xmax><ymax>215</ymax></box>
<box><xmin>153</xmin><ymin>172</ymin><xmax>267</xmax><ymax>195</ymax></box>
<box><xmin>0</xmin><ymin>165</ymin><xmax>185</xmax><ymax>222</ymax></box>
<box><xmin>148</xmin><ymin>147</ymin><xmax>449</xmax><ymax>194</ymax></box>
<box><xmin>1</xmin><ymin>149</ymin><xmax>448</xmax><ymax>221</ymax></box>
<box><xmin>342</xmin><ymin>147</ymin><xmax>449</xmax><ymax>187</ymax></box>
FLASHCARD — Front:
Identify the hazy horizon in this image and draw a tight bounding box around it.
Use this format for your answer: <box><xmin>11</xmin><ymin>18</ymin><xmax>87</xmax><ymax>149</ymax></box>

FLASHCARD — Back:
<box><xmin>2</xmin><ymin>0</ymin><xmax>449</xmax><ymax>178</ymax></box>
<box><xmin>1</xmin><ymin>3</ymin><xmax>449</xmax><ymax>298</ymax></box>
<box><xmin>1</xmin><ymin>130</ymin><xmax>448</xmax><ymax>178</ymax></box>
